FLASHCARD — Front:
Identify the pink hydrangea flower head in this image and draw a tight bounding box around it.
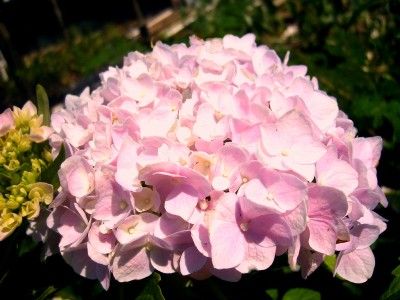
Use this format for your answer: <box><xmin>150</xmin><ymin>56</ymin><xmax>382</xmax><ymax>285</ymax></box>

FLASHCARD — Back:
<box><xmin>45</xmin><ymin>34</ymin><xmax>387</xmax><ymax>288</ymax></box>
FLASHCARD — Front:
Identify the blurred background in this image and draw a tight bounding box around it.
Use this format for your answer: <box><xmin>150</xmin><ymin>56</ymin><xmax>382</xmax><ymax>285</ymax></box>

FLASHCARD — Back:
<box><xmin>0</xmin><ymin>0</ymin><xmax>399</xmax><ymax>299</ymax></box>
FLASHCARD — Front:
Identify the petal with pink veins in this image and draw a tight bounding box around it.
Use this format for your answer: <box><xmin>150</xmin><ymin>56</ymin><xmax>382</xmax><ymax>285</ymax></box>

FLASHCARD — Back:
<box><xmin>236</xmin><ymin>242</ymin><xmax>276</xmax><ymax>273</ymax></box>
<box><xmin>209</xmin><ymin>219</ymin><xmax>246</xmax><ymax>269</ymax></box>
<box><xmin>112</xmin><ymin>246</ymin><xmax>153</xmax><ymax>282</ymax></box>
<box><xmin>335</xmin><ymin>247</ymin><xmax>375</xmax><ymax>283</ymax></box>
<box><xmin>149</xmin><ymin>247</ymin><xmax>175</xmax><ymax>274</ymax></box>
<box><xmin>180</xmin><ymin>246</ymin><xmax>208</xmax><ymax>275</ymax></box>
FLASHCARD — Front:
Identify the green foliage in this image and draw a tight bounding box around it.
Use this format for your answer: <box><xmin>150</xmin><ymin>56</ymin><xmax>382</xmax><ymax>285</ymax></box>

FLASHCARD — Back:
<box><xmin>185</xmin><ymin>0</ymin><xmax>269</xmax><ymax>39</ymax></box>
<box><xmin>0</xmin><ymin>24</ymin><xmax>149</xmax><ymax>106</ymax></box>
<box><xmin>381</xmin><ymin>265</ymin><xmax>400</xmax><ymax>300</ymax></box>
<box><xmin>266</xmin><ymin>288</ymin><xmax>279</xmax><ymax>300</ymax></box>
<box><xmin>136</xmin><ymin>273</ymin><xmax>165</xmax><ymax>300</ymax></box>
<box><xmin>392</xmin><ymin>265</ymin><xmax>400</xmax><ymax>277</ymax></box>
<box><xmin>41</xmin><ymin>144</ymin><xmax>65</xmax><ymax>190</ymax></box>
<box><xmin>36</xmin><ymin>84</ymin><xmax>50</xmax><ymax>126</ymax></box>
<box><xmin>323</xmin><ymin>255</ymin><xmax>336</xmax><ymax>273</ymax></box>
<box><xmin>34</xmin><ymin>286</ymin><xmax>57</xmax><ymax>300</ymax></box>
<box><xmin>283</xmin><ymin>288</ymin><xmax>321</xmax><ymax>300</ymax></box>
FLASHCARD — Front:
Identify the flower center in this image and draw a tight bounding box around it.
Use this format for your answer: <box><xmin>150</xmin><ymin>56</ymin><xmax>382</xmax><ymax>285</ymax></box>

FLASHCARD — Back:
<box><xmin>128</xmin><ymin>224</ymin><xmax>137</xmax><ymax>234</ymax></box>
<box><xmin>280</xmin><ymin>149</ymin><xmax>289</xmax><ymax>156</ymax></box>
<box><xmin>198</xmin><ymin>198</ymin><xmax>208</xmax><ymax>210</ymax></box>
<box><xmin>120</xmin><ymin>201</ymin><xmax>128</xmax><ymax>210</ymax></box>
<box><xmin>240</xmin><ymin>222</ymin><xmax>249</xmax><ymax>232</ymax></box>
<box><xmin>266</xmin><ymin>191</ymin><xmax>275</xmax><ymax>202</ymax></box>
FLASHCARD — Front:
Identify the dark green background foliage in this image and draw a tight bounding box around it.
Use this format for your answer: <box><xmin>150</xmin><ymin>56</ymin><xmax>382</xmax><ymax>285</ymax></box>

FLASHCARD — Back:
<box><xmin>1</xmin><ymin>0</ymin><xmax>399</xmax><ymax>299</ymax></box>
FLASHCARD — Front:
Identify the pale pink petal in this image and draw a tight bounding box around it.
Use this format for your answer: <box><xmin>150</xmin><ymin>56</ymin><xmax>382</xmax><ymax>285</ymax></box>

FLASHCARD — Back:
<box><xmin>244</xmin><ymin>178</ymin><xmax>281</xmax><ymax>212</ymax></box>
<box><xmin>236</xmin><ymin>242</ymin><xmax>276</xmax><ymax>273</ymax></box>
<box><xmin>247</xmin><ymin>212</ymin><xmax>292</xmax><ymax>247</ymax></box>
<box><xmin>87</xmin><ymin>242</ymin><xmax>109</xmax><ymax>265</ymax></box>
<box><xmin>290</xmin><ymin>141</ymin><xmax>326</xmax><ymax>165</ymax></box>
<box><xmin>212</xmin><ymin>192</ymin><xmax>238</xmax><ymax>223</ymax></box>
<box><xmin>88</xmin><ymin>222</ymin><xmax>116</xmax><ymax>254</ymax></box>
<box><xmin>352</xmin><ymin>137</ymin><xmax>382</xmax><ymax>169</ymax></box>
<box><xmin>317</xmin><ymin>151</ymin><xmax>358</xmax><ymax>195</ymax></box>
<box><xmin>154</xmin><ymin>213</ymin><xmax>189</xmax><ymax>239</ymax></box>
<box><xmin>138</xmin><ymin>107</ymin><xmax>177</xmax><ymax>138</ymax></box>
<box><xmin>305</xmin><ymin>91</ymin><xmax>338</xmax><ymax>132</ymax></box>
<box><xmin>191</xmin><ymin>223</ymin><xmax>211</xmax><ymax>257</ymax></box>
<box><xmin>266</xmin><ymin>172</ymin><xmax>307</xmax><ymax>212</ymax></box>
<box><xmin>209</xmin><ymin>220</ymin><xmax>246</xmax><ymax>269</ymax></box>
<box><xmin>93</xmin><ymin>178</ymin><xmax>131</xmax><ymax>224</ymax></box>
<box><xmin>298</xmin><ymin>249</ymin><xmax>325</xmax><ymax>279</ymax></box>
<box><xmin>62</xmin><ymin>245</ymin><xmax>98</xmax><ymax>280</ymax></box>
<box><xmin>283</xmin><ymin>161</ymin><xmax>316</xmax><ymax>182</ymax></box>
<box><xmin>245</xmin><ymin>170</ymin><xmax>306</xmax><ymax>213</ymax></box>
<box><xmin>21</xmin><ymin>100</ymin><xmax>37</xmax><ymax>116</ymax></box>
<box><xmin>307</xmin><ymin>185</ymin><xmax>348</xmax><ymax>217</ymax></box>
<box><xmin>336</xmin><ymin>247</ymin><xmax>375</xmax><ymax>283</ymax></box>
<box><xmin>180</xmin><ymin>246</ymin><xmax>208</xmax><ymax>275</ymax></box>
<box><xmin>352</xmin><ymin>224</ymin><xmax>380</xmax><ymax>249</ymax></box>
<box><xmin>252</xmin><ymin>47</ymin><xmax>279</xmax><ymax>76</ymax></box>
<box><xmin>61</xmin><ymin>123</ymin><xmax>92</xmax><ymax>148</ymax></box>
<box><xmin>115</xmin><ymin>213</ymin><xmax>158</xmax><ymax>244</ymax></box>
<box><xmin>98</xmin><ymin>267</ymin><xmax>111</xmax><ymax>290</ymax></box>
<box><xmin>58</xmin><ymin>156</ymin><xmax>94</xmax><ymax>198</ymax></box>
<box><xmin>306</xmin><ymin>218</ymin><xmax>337</xmax><ymax>255</ymax></box>
<box><xmin>211</xmin><ymin>176</ymin><xmax>230</xmax><ymax>191</ymax></box>
<box><xmin>150</xmin><ymin>247</ymin><xmax>175</xmax><ymax>274</ymax></box>
<box><xmin>115</xmin><ymin>137</ymin><xmax>141</xmax><ymax>191</ymax></box>
<box><xmin>30</xmin><ymin>126</ymin><xmax>54</xmax><ymax>143</ymax></box>
<box><xmin>0</xmin><ymin>108</ymin><xmax>14</xmax><ymax>136</ymax></box>
<box><xmin>282</xmin><ymin>201</ymin><xmax>308</xmax><ymax>236</ymax></box>
<box><xmin>165</xmin><ymin>184</ymin><xmax>199</xmax><ymax>221</ymax></box>
<box><xmin>112</xmin><ymin>246</ymin><xmax>153</xmax><ymax>281</ymax></box>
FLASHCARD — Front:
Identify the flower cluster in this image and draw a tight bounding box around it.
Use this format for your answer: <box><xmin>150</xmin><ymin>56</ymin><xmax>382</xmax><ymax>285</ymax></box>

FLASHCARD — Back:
<box><xmin>0</xmin><ymin>101</ymin><xmax>54</xmax><ymax>240</ymax></box>
<box><xmin>47</xmin><ymin>34</ymin><xmax>387</xmax><ymax>289</ymax></box>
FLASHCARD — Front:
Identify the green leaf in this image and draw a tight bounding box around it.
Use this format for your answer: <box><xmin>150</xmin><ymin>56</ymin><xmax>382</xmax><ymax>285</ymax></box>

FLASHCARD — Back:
<box><xmin>35</xmin><ymin>286</ymin><xmax>57</xmax><ymax>300</ymax></box>
<box><xmin>266</xmin><ymin>288</ymin><xmax>279</xmax><ymax>300</ymax></box>
<box><xmin>52</xmin><ymin>286</ymin><xmax>81</xmax><ymax>300</ymax></box>
<box><xmin>342</xmin><ymin>282</ymin><xmax>362</xmax><ymax>297</ymax></box>
<box><xmin>381</xmin><ymin>277</ymin><xmax>400</xmax><ymax>300</ymax></box>
<box><xmin>17</xmin><ymin>236</ymin><xmax>38</xmax><ymax>257</ymax></box>
<box><xmin>392</xmin><ymin>265</ymin><xmax>400</xmax><ymax>277</ymax></box>
<box><xmin>36</xmin><ymin>84</ymin><xmax>50</xmax><ymax>126</ymax></box>
<box><xmin>136</xmin><ymin>273</ymin><xmax>165</xmax><ymax>300</ymax></box>
<box><xmin>283</xmin><ymin>288</ymin><xmax>321</xmax><ymax>300</ymax></box>
<box><xmin>324</xmin><ymin>254</ymin><xmax>336</xmax><ymax>272</ymax></box>
<box><xmin>41</xmin><ymin>145</ymin><xmax>65</xmax><ymax>190</ymax></box>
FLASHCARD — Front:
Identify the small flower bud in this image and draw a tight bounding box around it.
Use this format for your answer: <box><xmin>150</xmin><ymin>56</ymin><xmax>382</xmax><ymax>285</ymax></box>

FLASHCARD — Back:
<box><xmin>0</xmin><ymin>210</ymin><xmax>22</xmax><ymax>241</ymax></box>
<box><xmin>20</xmin><ymin>199</ymin><xmax>40</xmax><ymax>220</ymax></box>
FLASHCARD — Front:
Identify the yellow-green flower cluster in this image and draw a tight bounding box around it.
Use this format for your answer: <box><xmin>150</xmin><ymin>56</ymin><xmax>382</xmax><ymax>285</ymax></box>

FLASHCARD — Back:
<box><xmin>0</xmin><ymin>101</ymin><xmax>54</xmax><ymax>241</ymax></box>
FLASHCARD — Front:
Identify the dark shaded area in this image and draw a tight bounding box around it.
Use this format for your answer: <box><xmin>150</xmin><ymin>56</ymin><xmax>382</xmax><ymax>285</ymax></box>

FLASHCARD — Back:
<box><xmin>0</xmin><ymin>0</ymin><xmax>171</xmax><ymax>54</ymax></box>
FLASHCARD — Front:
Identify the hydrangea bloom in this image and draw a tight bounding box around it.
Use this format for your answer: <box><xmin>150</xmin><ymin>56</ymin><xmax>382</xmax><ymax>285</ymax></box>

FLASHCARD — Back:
<box><xmin>47</xmin><ymin>34</ymin><xmax>387</xmax><ymax>289</ymax></box>
<box><xmin>0</xmin><ymin>101</ymin><xmax>54</xmax><ymax>240</ymax></box>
